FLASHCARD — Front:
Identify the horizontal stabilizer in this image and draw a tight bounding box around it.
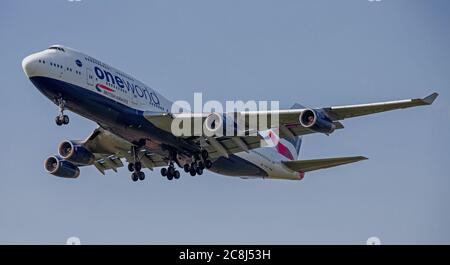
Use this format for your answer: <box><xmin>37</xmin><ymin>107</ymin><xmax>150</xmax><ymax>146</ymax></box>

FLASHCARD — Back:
<box><xmin>282</xmin><ymin>156</ymin><xmax>368</xmax><ymax>172</ymax></box>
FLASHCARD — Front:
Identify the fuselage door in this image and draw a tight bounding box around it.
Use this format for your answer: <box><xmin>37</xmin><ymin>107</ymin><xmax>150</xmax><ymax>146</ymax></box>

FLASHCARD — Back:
<box><xmin>87</xmin><ymin>68</ymin><xmax>94</xmax><ymax>86</ymax></box>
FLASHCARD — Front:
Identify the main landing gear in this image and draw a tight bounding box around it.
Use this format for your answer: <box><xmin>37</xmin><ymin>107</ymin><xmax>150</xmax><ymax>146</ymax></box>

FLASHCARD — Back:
<box><xmin>185</xmin><ymin>159</ymin><xmax>213</xmax><ymax>176</ymax></box>
<box><xmin>160</xmin><ymin>149</ymin><xmax>213</xmax><ymax>180</ymax></box>
<box><xmin>126</xmin><ymin>148</ymin><xmax>214</xmax><ymax>182</ymax></box>
<box><xmin>128</xmin><ymin>146</ymin><xmax>145</xmax><ymax>182</ymax></box>
<box><xmin>160</xmin><ymin>150</ymin><xmax>181</xmax><ymax>181</ymax></box>
<box><xmin>185</xmin><ymin>150</ymin><xmax>213</xmax><ymax>177</ymax></box>
<box><xmin>160</xmin><ymin>162</ymin><xmax>180</xmax><ymax>180</ymax></box>
<box><xmin>55</xmin><ymin>97</ymin><xmax>69</xmax><ymax>126</ymax></box>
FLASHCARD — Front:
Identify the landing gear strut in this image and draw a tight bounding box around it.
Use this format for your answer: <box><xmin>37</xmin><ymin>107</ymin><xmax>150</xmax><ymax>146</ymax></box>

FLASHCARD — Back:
<box><xmin>185</xmin><ymin>150</ymin><xmax>212</xmax><ymax>177</ymax></box>
<box><xmin>128</xmin><ymin>146</ymin><xmax>145</xmax><ymax>182</ymax></box>
<box><xmin>158</xmin><ymin>149</ymin><xmax>213</xmax><ymax>180</ymax></box>
<box><xmin>161</xmin><ymin>150</ymin><xmax>181</xmax><ymax>180</ymax></box>
<box><xmin>55</xmin><ymin>97</ymin><xmax>69</xmax><ymax>126</ymax></box>
<box><xmin>161</xmin><ymin>162</ymin><xmax>180</xmax><ymax>180</ymax></box>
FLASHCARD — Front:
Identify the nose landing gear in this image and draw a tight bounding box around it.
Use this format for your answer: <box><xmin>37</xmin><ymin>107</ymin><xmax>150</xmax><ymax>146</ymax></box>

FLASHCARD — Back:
<box><xmin>55</xmin><ymin>97</ymin><xmax>69</xmax><ymax>126</ymax></box>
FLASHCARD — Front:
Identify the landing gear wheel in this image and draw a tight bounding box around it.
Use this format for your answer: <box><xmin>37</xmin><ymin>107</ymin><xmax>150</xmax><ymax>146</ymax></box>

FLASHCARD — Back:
<box><xmin>168</xmin><ymin>166</ymin><xmax>175</xmax><ymax>176</ymax></box>
<box><xmin>205</xmin><ymin>160</ymin><xmax>213</xmax><ymax>169</ymax></box>
<box><xmin>198</xmin><ymin>161</ymin><xmax>205</xmax><ymax>170</ymax></box>
<box><xmin>55</xmin><ymin>116</ymin><xmax>63</xmax><ymax>126</ymax></box>
<box><xmin>134</xmin><ymin>162</ymin><xmax>142</xmax><ymax>172</ymax></box>
<box><xmin>138</xmin><ymin>171</ymin><xmax>145</xmax><ymax>181</ymax></box>
<box><xmin>63</xmin><ymin>115</ymin><xmax>69</xmax><ymax>125</ymax></box>
<box><xmin>196</xmin><ymin>167</ymin><xmax>203</xmax><ymax>175</ymax></box>
<box><xmin>128</xmin><ymin>163</ymin><xmax>135</xmax><ymax>172</ymax></box>
<box><xmin>189</xmin><ymin>168</ymin><xmax>196</xmax><ymax>176</ymax></box>
<box><xmin>183</xmin><ymin>164</ymin><xmax>190</xmax><ymax>173</ymax></box>
<box><xmin>56</xmin><ymin>118</ymin><xmax>63</xmax><ymax>126</ymax></box>
<box><xmin>131</xmin><ymin>172</ymin><xmax>139</xmax><ymax>182</ymax></box>
<box><xmin>201</xmin><ymin>150</ymin><xmax>209</xmax><ymax>160</ymax></box>
<box><xmin>174</xmin><ymin>170</ymin><xmax>180</xmax><ymax>179</ymax></box>
<box><xmin>161</xmin><ymin>167</ymin><xmax>167</xmax><ymax>177</ymax></box>
<box><xmin>167</xmin><ymin>172</ymin><xmax>174</xmax><ymax>180</ymax></box>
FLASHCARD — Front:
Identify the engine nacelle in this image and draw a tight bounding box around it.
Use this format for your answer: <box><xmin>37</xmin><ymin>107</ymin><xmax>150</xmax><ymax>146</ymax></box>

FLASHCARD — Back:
<box><xmin>58</xmin><ymin>140</ymin><xmax>95</xmax><ymax>166</ymax></box>
<box><xmin>299</xmin><ymin>109</ymin><xmax>336</xmax><ymax>134</ymax></box>
<box><xmin>44</xmin><ymin>156</ymin><xmax>80</xmax><ymax>179</ymax></box>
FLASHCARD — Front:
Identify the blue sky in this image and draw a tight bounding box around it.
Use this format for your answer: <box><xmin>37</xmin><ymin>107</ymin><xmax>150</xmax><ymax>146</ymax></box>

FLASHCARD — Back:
<box><xmin>0</xmin><ymin>0</ymin><xmax>449</xmax><ymax>244</ymax></box>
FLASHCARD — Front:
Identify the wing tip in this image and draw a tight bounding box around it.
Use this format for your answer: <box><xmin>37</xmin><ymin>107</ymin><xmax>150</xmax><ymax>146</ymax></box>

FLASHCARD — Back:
<box><xmin>422</xmin><ymin>92</ymin><xmax>439</xmax><ymax>105</ymax></box>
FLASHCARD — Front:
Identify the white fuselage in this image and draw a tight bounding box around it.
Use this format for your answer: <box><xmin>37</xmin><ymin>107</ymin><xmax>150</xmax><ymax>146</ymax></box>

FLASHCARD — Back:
<box><xmin>22</xmin><ymin>45</ymin><xmax>302</xmax><ymax>180</ymax></box>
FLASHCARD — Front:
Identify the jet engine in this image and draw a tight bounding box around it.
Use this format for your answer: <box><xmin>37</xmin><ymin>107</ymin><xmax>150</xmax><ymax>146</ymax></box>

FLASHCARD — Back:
<box><xmin>299</xmin><ymin>109</ymin><xmax>336</xmax><ymax>134</ymax></box>
<box><xmin>44</xmin><ymin>156</ymin><xmax>80</xmax><ymax>179</ymax></box>
<box><xmin>58</xmin><ymin>140</ymin><xmax>95</xmax><ymax>165</ymax></box>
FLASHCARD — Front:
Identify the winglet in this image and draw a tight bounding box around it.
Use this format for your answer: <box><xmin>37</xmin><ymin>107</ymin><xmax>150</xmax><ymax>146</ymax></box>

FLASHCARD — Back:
<box><xmin>422</xmin><ymin>92</ymin><xmax>439</xmax><ymax>105</ymax></box>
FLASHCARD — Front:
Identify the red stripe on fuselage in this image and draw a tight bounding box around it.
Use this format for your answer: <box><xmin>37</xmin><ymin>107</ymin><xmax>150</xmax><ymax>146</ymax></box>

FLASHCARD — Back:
<box><xmin>96</xmin><ymin>83</ymin><xmax>114</xmax><ymax>92</ymax></box>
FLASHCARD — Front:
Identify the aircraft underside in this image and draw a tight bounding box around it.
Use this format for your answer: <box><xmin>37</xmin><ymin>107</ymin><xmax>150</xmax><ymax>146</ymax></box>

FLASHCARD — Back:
<box><xmin>30</xmin><ymin>75</ymin><xmax>269</xmax><ymax>180</ymax></box>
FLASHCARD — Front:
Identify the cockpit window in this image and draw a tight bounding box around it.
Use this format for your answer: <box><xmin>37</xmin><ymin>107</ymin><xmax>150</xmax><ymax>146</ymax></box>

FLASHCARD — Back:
<box><xmin>48</xmin><ymin>46</ymin><xmax>65</xmax><ymax>52</ymax></box>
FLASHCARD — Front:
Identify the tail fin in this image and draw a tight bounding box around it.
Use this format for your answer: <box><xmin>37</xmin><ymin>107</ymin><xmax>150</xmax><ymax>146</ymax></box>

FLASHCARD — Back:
<box><xmin>283</xmin><ymin>103</ymin><xmax>305</xmax><ymax>159</ymax></box>
<box><xmin>284</xmin><ymin>135</ymin><xmax>303</xmax><ymax>159</ymax></box>
<box><xmin>259</xmin><ymin>103</ymin><xmax>304</xmax><ymax>160</ymax></box>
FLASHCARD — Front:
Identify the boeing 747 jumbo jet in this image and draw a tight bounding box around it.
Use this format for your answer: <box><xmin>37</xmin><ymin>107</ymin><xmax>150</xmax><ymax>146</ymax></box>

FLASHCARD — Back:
<box><xmin>22</xmin><ymin>45</ymin><xmax>438</xmax><ymax>182</ymax></box>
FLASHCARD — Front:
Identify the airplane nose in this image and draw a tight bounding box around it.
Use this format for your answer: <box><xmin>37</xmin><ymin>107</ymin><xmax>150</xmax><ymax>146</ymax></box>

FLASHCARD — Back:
<box><xmin>22</xmin><ymin>54</ymin><xmax>38</xmax><ymax>77</ymax></box>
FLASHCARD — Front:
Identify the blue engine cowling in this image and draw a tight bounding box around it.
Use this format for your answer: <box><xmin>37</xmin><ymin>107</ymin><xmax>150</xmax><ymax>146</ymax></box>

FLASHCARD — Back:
<box><xmin>299</xmin><ymin>109</ymin><xmax>336</xmax><ymax>134</ymax></box>
<box><xmin>44</xmin><ymin>156</ymin><xmax>80</xmax><ymax>178</ymax></box>
<box><xmin>58</xmin><ymin>140</ymin><xmax>95</xmax><ymax>166</ymax></box>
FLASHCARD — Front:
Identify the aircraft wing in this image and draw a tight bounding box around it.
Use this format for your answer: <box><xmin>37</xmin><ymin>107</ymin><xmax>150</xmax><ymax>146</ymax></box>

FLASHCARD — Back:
<box><xmin>282</xmin><ymin>156</ymin><xmax>368</xmax><ymax>172</ymax></box>
<box><xmin>143</xmin><ymin>92</ymin><xmax>437</xmax><ymax>159</ymax></box>
<box><xmin>144</xmin><ymin>111</ymin><xmax>344</xmax><ymax>139</ymax></box>
<box><xmin>77</xmin><ymin>127</ymin><xmax>168</xmax><ymax>174</ymax></box>
<box><xmin>322</xmin><ymin>92</ymin><xmax>439</xmax><ymax>120</ymax></box>
<box><xmin>145</xmin><ymin>92</ymin><xmax>437</xmax><ymax>135</ymax></box>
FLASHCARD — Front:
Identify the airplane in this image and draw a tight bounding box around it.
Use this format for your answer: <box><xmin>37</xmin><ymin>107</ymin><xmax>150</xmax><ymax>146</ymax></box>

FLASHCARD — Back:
<box><xmin>22</xmin><ymin>45</ymin><xmax>438</xmax><ymax>182</ymax></box>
